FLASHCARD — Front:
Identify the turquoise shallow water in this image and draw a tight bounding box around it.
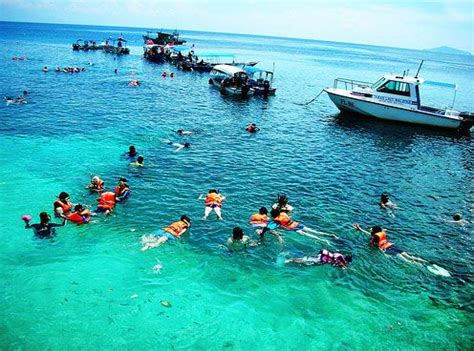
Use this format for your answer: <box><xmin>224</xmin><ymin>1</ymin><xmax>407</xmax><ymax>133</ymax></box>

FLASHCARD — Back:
<box><xmin>0</xmin><ymin>22</ymin><xmax>473</xmax><ymax>350</ymax></box>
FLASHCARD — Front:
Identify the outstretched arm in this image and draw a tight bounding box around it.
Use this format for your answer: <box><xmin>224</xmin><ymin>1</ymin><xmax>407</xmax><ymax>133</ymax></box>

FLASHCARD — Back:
<box><xmin>304</xmin><ymin>227</ymin><xmax>338</xmax><ymax>239</ymax></box>
<box><xmin>295</xmin><ymin>231</ymin><xmax>331</xmax><ymax>245</ymax></box>
<box><xmin>352</xmin><ymin>223</ymin><xmax>371</xmax><ymax>235</ymax></box>
<box><xmin>399</xmin><ymin>252</ymin><xmax>428</xmax><ymax>264</ymax></box>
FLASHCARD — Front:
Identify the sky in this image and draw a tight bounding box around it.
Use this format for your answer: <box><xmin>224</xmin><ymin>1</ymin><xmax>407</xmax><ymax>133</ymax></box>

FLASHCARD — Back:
<box><xmin>0</xmin><ymin>0</ymin><xmax>472</xmax><ymax>53</ymax></box>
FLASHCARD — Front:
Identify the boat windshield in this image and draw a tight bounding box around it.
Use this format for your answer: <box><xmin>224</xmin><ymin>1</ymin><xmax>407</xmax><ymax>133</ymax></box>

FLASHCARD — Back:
<box><xmin>371</xmin><ymin>77</ymin><xmax>386</xmax><ymax>89</ymax></box>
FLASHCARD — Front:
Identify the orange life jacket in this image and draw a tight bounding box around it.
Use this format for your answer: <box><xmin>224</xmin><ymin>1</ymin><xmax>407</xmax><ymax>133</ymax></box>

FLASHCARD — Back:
<box><xmin>162</xmin><ymin>220</ymin><xmax>189</xmax><ymax>237</ymax></box>
<box><xmin>95</xmin><ymin>179</ymin><xmax>104</xmax><ymax>189</ymax></box>
<box><xmin>249</xmin><ymin>213</ymin><xmax>268</xmax><ymax>226</ymax></box>
<box><xmin>373</xmin><ymin>231</ymin><xmax>393</xmax><ymax>250</ymax></box>
<box><xmin>67</xmin><ymin>210</ymin><xmax>90</xmax><ymax>224</ymax></box>
<box><xmin>274</xmin><ymin>212</ymin><xmax>299</xmax><ymax>230</ymax></box>
<box><xmin>54</xmin><ymin>200</ymin><xmax>72</xmax><ymax>213</ymax></box>
<box><xmin>98</xmin><ymin>191</ymin><xmax>116</xmax><ymax>210</ymax></box>
<box><xmin>114</xmin><ymin>186</ymin><xmax>128</xmax><ymax>196</ymax></box>
<box><xmin>205</xmin><ymin>193</ymin><xmax>222</xmax><ymax>207</ymax></box>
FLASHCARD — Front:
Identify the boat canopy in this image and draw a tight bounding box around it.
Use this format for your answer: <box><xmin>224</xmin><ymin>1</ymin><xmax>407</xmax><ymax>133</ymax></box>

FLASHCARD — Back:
<box><xmin>213</xmin><ymin>65</ymin><xmax>246</xmax><ymax>76</ymax></box>
<box><xmin>243</xmin><ymin>66</ymin><xmax>272</xmax><ymax>74</ymax></box>
<box><xmin>196</xmin><ymin>53</ymin><xmax>235</xmax><ymax>58</ymax></box>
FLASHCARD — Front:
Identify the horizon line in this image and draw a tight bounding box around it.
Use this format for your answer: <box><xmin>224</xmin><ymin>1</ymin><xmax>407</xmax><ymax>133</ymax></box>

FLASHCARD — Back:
<box><xmin>1</xmin><ymin>19</ymin><xmax>472</xmax><ymax>56</ymax></box>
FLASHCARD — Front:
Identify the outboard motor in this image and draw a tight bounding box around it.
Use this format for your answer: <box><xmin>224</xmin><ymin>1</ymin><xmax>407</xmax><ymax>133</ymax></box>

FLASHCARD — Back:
<box><xmin>458</xmin><ymin>112</ymin><xmax>474</xmax><ymax>134</ymax></box>
<box><xmin>241</xmin><ymin>84</ymin><xmax>250</xmax><ymax>98</ymax></box>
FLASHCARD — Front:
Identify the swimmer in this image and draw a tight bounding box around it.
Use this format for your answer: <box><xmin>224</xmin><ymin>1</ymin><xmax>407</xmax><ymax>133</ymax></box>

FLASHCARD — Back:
<box><xmin>66</xmin><ymin>204</ymin><xmax>94</xmax><ymax>224</ymax></box>
<box><xmin>260</xmin><ymin>209</ymin><xmax>338</xmax><ymax>243</ymax></box>
<box><xmin>161</xmin><ymin>72</ymin><xmax>167</xmax><ymax>77</ymax></box>
<box><xmin>141</xmin><ymin>215</ymin><xmax>191</xmax><ymax>251</ymax></box>
<box><xmin>114</xmin><ymin>68</ymin><xmax>118</xmax><ymax>74</ymax></box>
<box><xmin>170</xmin><ymin>72</ymin><xmax>175</xmax><ymax>78</ymax></box>
<box><xmin>129</xmin><ymin>79</ymin><xmax>140</xmax><ymax>87</ymax></box>
<box><xmin>272</xmin><ymin>193</ymin><xmax>294</xmax><ymax>213</ymax></box>
<box><xmin>448</xmin><ymin>213</ymin><xmax>469</xmax><ymax>225</ymax></box>
<box><xmin>126</xmin><ymin>145</ymin><xmax>137</xmax><ymax>158</ymax></box>
<box><xmin>86</xmin><ymin>175</ymin><xmax>105</xmax><ymax>192</ymax></box>
<box><xmin>200</xmin><ymin>189</ymin><xmax>226</xmax><ymax>220</ymax></box>
<box><xmin>286</xmin><ymin>249</ymin><xmax>352</xmax><ymax>269</ymax></box>
<box><xmin>162</xmin><ymin>139</ymin><xmax>191</xmax><ymax>152</ymax></box>
<box><xmin>114</xmin><ymin>177</ymin><xmax>130</xmax><ymax>201</ymax></box>
<box><xmin>248</xmin><ymin>207</ymin><xmax>269</xmax><ymax>228</ymax></box>
<box><xmin>352</xmin><ymin>224</ymin><xmax>429</xmax><ymax>264</ymax></box>
<box><xmin>176</xmin><ymin>129</ymin><xmax>192</xmax><ymax>135</ymax></box>
<box><xmin>53</xmin><ymin>192</ymin><xmax>75</xmax><ymax>219</ymax></box>
<box><xmin>380</xmin><ymin>193</ymin><xmax>397</xmax><ymax>209</ymax></box>
<box><xmin>245</xmin><ymin>123</ymin><xmax>260</xmax><ymax>133</ymax></box>
<box><xmin>96</xmin><ymin>191</ymin><xmax>117</xmax><ymax>215</ymax></box>
<box><xmin>23</xmin><ymin>212</ymin><xmax>66</xmax><ymax>239</ymax></box>
<box><xmin>227</xmin><ymin>227</ymin><xmax>258</xmax><ymax>252</ymax></box>
<box><xmin>130</xmin><ymin>155</ymin><xmax>144</xmax><ymax>167</ymax></box>
<box><xmin>43</xmin><ymin>66</ymin><xmax>48</xmax><ymax>73</ymax></box>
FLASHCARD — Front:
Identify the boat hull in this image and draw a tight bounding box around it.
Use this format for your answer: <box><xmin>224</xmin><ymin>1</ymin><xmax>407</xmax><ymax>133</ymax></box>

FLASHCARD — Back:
<box><xmin>325</xmin><ymin>89</ymin><xmax>463</xmax><ymax>130</ymax></box>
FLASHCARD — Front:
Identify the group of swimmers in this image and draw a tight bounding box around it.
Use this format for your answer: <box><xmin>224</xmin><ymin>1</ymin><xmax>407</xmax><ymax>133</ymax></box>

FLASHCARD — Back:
<box><xmin>54</xmin><ymin>67</ymin><xmax>87</xmax><ymax>73</ymax></box>
<box><xmin>4</xmin><ymin>91</ymin><xmax>28</xmax><ymax>105</ymax></box>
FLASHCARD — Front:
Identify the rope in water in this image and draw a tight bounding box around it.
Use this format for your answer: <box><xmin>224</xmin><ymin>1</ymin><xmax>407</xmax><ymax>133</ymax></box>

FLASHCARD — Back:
<box><xmin>295</xmin><ymin>89</ymin><xmax>325</xmax><ymax>106</ymax></box>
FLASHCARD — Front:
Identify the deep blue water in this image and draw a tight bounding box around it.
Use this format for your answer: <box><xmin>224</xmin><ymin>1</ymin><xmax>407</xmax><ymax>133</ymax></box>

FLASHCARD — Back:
<box><xmin>0</xmin><ymin>21</ymin><xmax>473</xmax><ymax>350</ymax></box>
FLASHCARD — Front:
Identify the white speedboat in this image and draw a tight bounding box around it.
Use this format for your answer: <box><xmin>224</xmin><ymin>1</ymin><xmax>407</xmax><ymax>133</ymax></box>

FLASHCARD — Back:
<box><xmin>324</xmin><ymin>67</ymin><xmax>473</xmax><ymax>133</ymax></box>
<box><xmin>209</xmin><ymin>65</ymin><xmax>254</xmax><ymax>97</ymax></box>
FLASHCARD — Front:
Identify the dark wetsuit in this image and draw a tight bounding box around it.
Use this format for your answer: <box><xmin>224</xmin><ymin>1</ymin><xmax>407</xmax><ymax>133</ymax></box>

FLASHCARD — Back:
<box><xmin>25</xmin><ymin>221</ymin><xmax>65</xmax><ymax>239</ymax></box>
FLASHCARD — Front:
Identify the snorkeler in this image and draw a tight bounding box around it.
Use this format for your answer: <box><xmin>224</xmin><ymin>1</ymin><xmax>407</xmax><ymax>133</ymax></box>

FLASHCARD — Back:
<box><xmin>260</xmin><ymin>209</ymin><xmax>338</xmax><ymax>243</ymax></box>
<box><xmin>176</xmin><ymin>129</ymin><xmax>192</xmax><ymax>135</ymax></box>
<box><xmin>245</xmin><ymin>123</ymin><xmax>260</xmax><ymax>133</ymax></box>
<box><xmin>86</xmin><ymin>175</ymin><xmax>105</xmax><ymax>192</ymax></box>
<box><xmin>272</xmin><ymin>193</ymin><xmax>294</xmax><ymax>213</ymax></box>
<box><xmin>66</xmin><ymin>204</ymin><xmax>94</xmax><ymax>224</ymax></box>
<box><xmin>162</xmin><ymin>139</ymin><xmax>191</xmax><ymax>152</ymax></box>
<box><xmin>130</xmin><ymin>156</ymin><xmax>144</xmax><ymax>167</ymax></box>
<box><xmin>114</xmin><ymin>177</ymin><xmax>130</xmax><ymax>201</ymax></box>
<box><xmin>141</xmin><ymin>215</ymin><xmax>191</xmax><ymax>251</ymax></box>
<box><xmin>200</xmin><ymin>189</ymin><xmax>226</xmax><ymax>220</ymax></box>
<box><xmin>380</xmin><ymin>193</ymin><xmax>397</xmax><ymax>209</ymax></box>
<box><xmin>352</xmin><ymin>224</ymin><xmax>431</xmax><ymax>264</ymax></box>
<box><xmin>227</xmin><ymin>227</ymin><xmax>258</xmax><ymax>252</ymax></box>
<box><xmin>53</xmin><ymin>192</ymin><xmax>74</xmax><ymax>219</ymax></box>
<box><xmin>285</xmin><ymin>249</ymin><xmax>352</xmax><ymax>269</ymax></box>
<box><xmin>22</xmin><ymin>212</ymin><xmax>66</xmax><ymax>239</ymax></box>
<box><xmin>248</xmin><ymin>207</ymin><xmax>269</xmax><ymax>228</ymax></box>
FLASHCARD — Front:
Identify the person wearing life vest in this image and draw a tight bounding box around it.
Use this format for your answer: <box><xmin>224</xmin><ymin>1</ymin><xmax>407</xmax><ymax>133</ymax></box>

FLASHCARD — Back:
<box><xmin>141</xmin><ymin>215</ymin><xmax>191</xmax><ymax>251</ymax></box>
<box><xmin>260</xmin><ymin>209</ymin><xmax>338</xmax><ymax>243</ymax></box>
<box><xmin>114</xmin><ymin>178</ymin><xmax>130</xmax><ymax>202</ymax></box>
<box><xmin>96</xmin><ymin>191</ymin><xmax>117</xmax><ymax>215</ymax></box>
<box><xmin>352</xmin><ymin>224</ymin><xmax>428</xmax><ymax>261</ymax></box>
<box><xmin>245</xmin><ymin>123</ymin><xmax>260</xmax><ymax>133</ymax></box>
<box><xmin>54</xmin><ymin>192</ymin><xmax>74</xmax><ymax>219</ymax></box>
<box><xmin>248</xmin><ymin>207</ymin><xmax>269</xmax><ymax>228</ymax></box>
<box><xmin>87</xmin><ymin>176</ymin><xmax>105</xmax><ymax>192</ymax></box>
<box><xmin>200</xmin><ymin>189</ymin><xmax>226</xmax><ymax>220</ymax></box>
<box><xmin>66</xmin><ymin>204</ymin><xmax>92</xmax><ymax>224</ymax></box>
<box><xmin>286</xmin><ymin>249</ymin><xmax>352</xmax><ymax>269</ymax></box>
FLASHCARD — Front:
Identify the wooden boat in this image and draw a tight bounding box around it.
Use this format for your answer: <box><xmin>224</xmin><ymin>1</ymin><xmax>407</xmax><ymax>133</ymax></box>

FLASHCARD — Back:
<box><xmin>143</xmin><ymin>30</ymin><xmax>186</xmax><ymax>45</ymax></box>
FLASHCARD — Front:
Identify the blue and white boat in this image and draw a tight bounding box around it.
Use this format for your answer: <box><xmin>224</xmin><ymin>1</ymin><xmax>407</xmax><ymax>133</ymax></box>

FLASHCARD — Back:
<box><xmin>243</xmin><ymin>66</ymin><xmax>276</xmax><ymax>96</ymax></box>
<box><xmin>209</xmin><ymin>65</ymin><xmax>254</xmax><ymax>97</ymax></box>
<box><xmin>324</xmin><ymin>68</ymin><xmax>473</xmax><ymax>133</ymax></box>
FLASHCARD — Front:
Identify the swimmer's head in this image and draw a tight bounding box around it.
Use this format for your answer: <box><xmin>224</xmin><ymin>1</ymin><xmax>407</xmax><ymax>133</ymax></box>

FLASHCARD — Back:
<box><xmin>380</xmin><ymin>193</ymin><xmax>389</xmax><ymax>203</ymax></box>
<box><xmin>129</xmin><ymin>146</ymin><xmax>136</xmax><ymax>154</ymax></box>
<box><xmin>259</xmin><ymin>207</ymin><xmax>268</xmax><ymax>215</ymax></box>
<box><xmin>137</xmin><ymin>156</ymin><xmax>144</xmax><ymax>163</ymax></box>
<box><xmin>232</xmin><ymin>227</ymin><xmax>244</xmax><ymax>240</ymax></box>
<box><xmin>177</xmin><ymin>129</ymin><xmax>183</xmax><ymax>134</ymax></box>
<box><xmin>270</xmin><ymin>208</ymin><xmax>280</xmax><ymax>218</ymax></box>
<box><xmin>74</xmin><ymin>204</ymin><xmax>84</xmax><ymax>212</ymax></box>
<box><xmin>277</xmin><ymin>193</ymin><xmax>288</xmax><ymax>205</ymax></box>
<box><xmin>452</xmin><ymin>213</ymin><xmax>462</xmax><ymax>221</ymax></box>
<box><xmin>344</xmin><ymin>255</ymin><xmax>353</xmax><ymax>264</ymax></box>
<box><xmin>39</xmin><ymin>212</ymin><xmax>50</xmax><ymax>224</ymax></box>
<box><xmin>209</xmin><ymin>189</ymin><xmax>218</xmax><ymax>194</ymax></box>
<box><xmin>184</xmin><ymin>143</ymin><xmax>191</xmax><ymax>148</ymax></box>
<box><xmin>58</xmin><ymin>192</ymin><xmax>70</xmax><ymax>201</ymax></box>
<box><xmin>181</xmin><ymin>215</ymin><xmax>191</xmax><ymax>225</ymax></box>
<box><xmin>370</xmin><ymin>226</ymin><xmax>383</xmax><ymax>235</ymax></box>
<box><xmin>92</xmin><ymin>176</ymin><xmax>100</xmax><ymax>183</ymax></box>
<box><xmin>118</xmin><ymin>177</ymin><xmax>128</xmax><ymax>184</ymax></box>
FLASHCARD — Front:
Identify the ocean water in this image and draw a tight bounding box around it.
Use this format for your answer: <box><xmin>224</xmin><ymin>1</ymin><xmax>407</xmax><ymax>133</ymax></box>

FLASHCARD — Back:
<box><xmin>0</xmin><ymin>21</ymin><xmax>473</xmax><ymax>350</ymax></box>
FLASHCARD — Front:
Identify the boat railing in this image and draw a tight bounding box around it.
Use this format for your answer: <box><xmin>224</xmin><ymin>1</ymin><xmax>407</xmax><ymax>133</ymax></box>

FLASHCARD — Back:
<box><xmin>334</xmin><ymin>78</ymin><xmax>372</xmax><ymax>90</ymax></box>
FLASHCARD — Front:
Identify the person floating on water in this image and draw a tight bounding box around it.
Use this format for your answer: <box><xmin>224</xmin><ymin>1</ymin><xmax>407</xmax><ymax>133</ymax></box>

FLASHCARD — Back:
<box><xmin>129</xmin><ymin>79</ymin><xmax>140</xmax><ymax>87</ymax></box>
<box><xmin>200</xmin><ymin>189</ymin><xmax>226</xmax><ymax>220</ymax></box>
<box><xmin>380</xmin><ymin>193</ymin><xmax>397</xmax><ymax>209</ymax></box>
<box><xmin>141</xmin><ymin>215</ymin><xmax>191</xmax><ymax>251</ymax></box>
<box><xmin>227</xmin><ymin>227</ymin><xmax>258</xmax><ymax>252</ymax></box>
<box><xmin>114</xmin><ymin>177</ymin><xmax>130</xmax><ymax>201</ymax></box>
<box><xmin>43</xmin><ymin>66</ymin><xmax>48</xmax><ymax>73</ymax></box>
<box><xmin>449</xmin><ymin>213</ymin><xmax>469</xmax><ymax>225</ymax></box>
<box><xmin>22</xmin><ymin>212</ymin><xmax>66</xmax><ymax>239</ymax></box>
<box><xmin>176</xmin><ymin>129</ymin><xmax>192</xmax><ymax>135</ymax></box>
<box><xmin>162</xmin><ymin>139</ymin><xmax>191</xmax><ymax>152</ymax></box>
<box><xmin>248</xmin><ymin>207</ymin><xmax>269</xmax><ymax>228</ymax></box>
<box><xmin>66</xmin><ymin>204</ymin><xmax>94</xmax><ymax>224</ymax></box>
<box><xmin>245</xmin><ymin>123</ymin><xmax>260</xmax><ymax>133</ymax></box>
<box><xmin>54</xmin><ymin>192</ymin><xmax>74</xmax><ymax>219</ymax></box>
<box><xmin>96</xmin><ymin>191</ymin><xmax>117</xmax><ymax>215</ymax></box>
<box><xmin>272</xmin><ymin>193</ymin><xmax>294</xmax><ymax>213</ymax></box>
<box><xmin>130</xmin><ymin>156</ymin><xmax>144</xmax><ymax>167</ymax></box>
<box><xmin>285</xmin><ymin>249</ymin><xmax>352</xmax><ymax>269</ymax></box>
<box><xmin>87</xmin><ymin>176</ymin><xmax>105</xmax><ymax>192</ymax></box>
<box><xmin>126</xmin><ymin>145</ymin><xmax>138</xmax><ymax>158</ymax></box>
<box><xmin>260</xmin><ymin>209</ymin><xmax>338</xmax><ymax>243</ymax></box>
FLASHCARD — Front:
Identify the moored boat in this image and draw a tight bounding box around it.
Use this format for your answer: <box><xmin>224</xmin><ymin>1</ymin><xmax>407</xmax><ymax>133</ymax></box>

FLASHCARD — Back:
<box><xmin>72</xmin><ymin>39</ymin><xmax>100</xmax><ymax>51</ymax></box>
<box><xmin>102</xmin><ymin>37</ymin><xmax>130</xmax><ymax>55</ymax></box>
<box><xmin>143</xmin><ymin>44</ymin><xmax>166</xmax><ymax>63</ymax></box>
<box><xmin>243</xmin><ymin>66</ymin><xmax>276</xmax><ymax>96</ymax></box>
<box><xmin>209</xmin><ymin>65</ymin><xmax>254</xmax><ymax>97</ymax></box>
<box><xmin>143</xmin><ymin>30</ymin><xmax>186</xmax><ymax>45</ymax></box>
<box><xmin>324</xmin><ymin>65</ymin><xmax>473</xmax><ymax>133</ymax></box>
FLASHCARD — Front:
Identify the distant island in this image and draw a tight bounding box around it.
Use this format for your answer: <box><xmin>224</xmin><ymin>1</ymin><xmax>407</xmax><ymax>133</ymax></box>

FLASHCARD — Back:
<box><xmin>425</xmin><ymin>46</ymin><xmax>472</xmax><ymax>56</ymax></box>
